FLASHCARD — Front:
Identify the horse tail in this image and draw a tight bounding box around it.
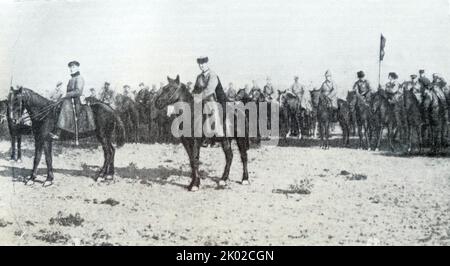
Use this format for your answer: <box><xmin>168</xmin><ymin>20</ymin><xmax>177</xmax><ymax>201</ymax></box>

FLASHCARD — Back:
<box><xmin>114</xmin><ymin>112</ymin><xmax>126</xmax><ymax>148</ymax></box>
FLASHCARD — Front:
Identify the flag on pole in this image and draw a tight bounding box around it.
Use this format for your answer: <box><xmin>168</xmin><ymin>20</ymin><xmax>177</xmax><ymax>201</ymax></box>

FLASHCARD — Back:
<box><xmin>379</xmin><ymin>34</ymin><xmax>386</xmax><ymax>61</ymax></box>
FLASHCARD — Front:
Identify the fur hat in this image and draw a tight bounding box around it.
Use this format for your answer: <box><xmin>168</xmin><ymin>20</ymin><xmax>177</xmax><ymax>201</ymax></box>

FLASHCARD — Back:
<box><xmin>196</xmin><ymin>56</ymin><xmax>209</xmax><ymax>64</ymax></box>
<box><xmin>388</xmin><ymin>72</ymin><xmax>398</xmax><ymax>79</ymax></box>
<box><xmin>68</xmin><ymin>61</ymin><xmax>80</xmax><ymax>67</ymax></box>
<box><xmin>357</xmin><ymin>71</ymin><xmax>365</xmax><ymax>78</ymax></box>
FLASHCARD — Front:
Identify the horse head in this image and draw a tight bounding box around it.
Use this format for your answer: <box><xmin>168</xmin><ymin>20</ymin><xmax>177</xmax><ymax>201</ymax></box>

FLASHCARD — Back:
<box><xmin>154</xmin><ymin>75</ymin><xmax>187</xmax><ymax>110</ymax></box>
<box><xmin>309</xmin><ymin>88</ymin><xmax>321</xmax><ymax>107</ymax></box>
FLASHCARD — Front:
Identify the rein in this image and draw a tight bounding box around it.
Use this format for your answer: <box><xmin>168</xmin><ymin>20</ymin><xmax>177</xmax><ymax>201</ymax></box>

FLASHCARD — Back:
<box><xmin>13</xmin><ymin>89</ymin><xmax>63</xmax><ymax>123</ymax></box>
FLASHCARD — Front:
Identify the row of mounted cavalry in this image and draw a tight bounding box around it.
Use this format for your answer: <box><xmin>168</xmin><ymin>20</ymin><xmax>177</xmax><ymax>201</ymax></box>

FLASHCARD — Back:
<box><xmin>0</xmin><ymin>76</ymin><xmax>449</xmax><ymax>190</ymax></box>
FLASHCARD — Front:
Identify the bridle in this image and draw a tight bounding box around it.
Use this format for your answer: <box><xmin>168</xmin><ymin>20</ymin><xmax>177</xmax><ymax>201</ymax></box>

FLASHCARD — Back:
<box><xmin>10</xmin><ymin>88</ymin><xmax>62</xmax><ymax>124</ymax></box>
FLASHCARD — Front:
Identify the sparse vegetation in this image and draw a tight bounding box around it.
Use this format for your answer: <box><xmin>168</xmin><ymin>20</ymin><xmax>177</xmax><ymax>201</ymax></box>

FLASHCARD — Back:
<box><xmin>49</xmin><ymin>211</ymin><xmax>84</xmax><ymax>227</ymax></box>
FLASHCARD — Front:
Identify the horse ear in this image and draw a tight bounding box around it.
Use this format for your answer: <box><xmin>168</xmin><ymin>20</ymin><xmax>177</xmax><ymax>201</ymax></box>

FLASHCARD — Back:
<box><xmin>175</xmin><ymin>75</ymin><xmax>180</xmax><ymax>84</ymax></box>
<box><xmin>167</xmin><ymin>76</ymin><xmax>172</xmax><ymax>83</ymax></box>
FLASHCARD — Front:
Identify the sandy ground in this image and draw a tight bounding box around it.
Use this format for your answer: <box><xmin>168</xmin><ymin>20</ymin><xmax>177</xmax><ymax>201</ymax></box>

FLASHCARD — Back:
<box><xmin>0</xmin><ymin>137</ymin><xmax>449</xmax><ymax>246</ymax></box>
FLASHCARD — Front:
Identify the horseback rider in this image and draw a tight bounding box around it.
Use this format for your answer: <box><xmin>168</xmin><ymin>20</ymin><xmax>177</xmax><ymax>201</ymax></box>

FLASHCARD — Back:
<box><xmin>263</xmin><ymin>77</ymin><xmax>275</xmax><ymax>101</ymax></box>
<box><xmin>418</xmin><ymin>69</ymin><xmax>432</xmax><ymax>90</ymax></box>
<box><xmin>249</xmin><ymin>80</ymin><xmax>262</xmax><ymax>100</ymax></box>
<box><xmin>99</xmin><ymin>82</ymin><xmax>115</xmax><ymax>106</ymax></box>
<box><xmin>122</xmin><ymin>85</ymin><xmax>131</xmax><ymax>98</ymax></box>
<box><xmin>49</xmin><ymin>61</ymin><xmax>85</xmax><ymax>140</ymax></box>
<box><xmin>319</xmin><ymin>70</ymin><xmax>338</xmax><ymax>109</ymax></box>
<box><xmin>351</xmin><ymin>71</ymin><xmax>372</xmax><ymax>101</ymax></box>
<box><xmin>384</xmin><ymin>72</ymin><xmax>401</xmax><ymax>104</ymax></box>
<box><xmin>192</xmin><ymin>56</ymin><xmax>227</xmax><ymax>139</ymax></box>
<box><xmin>287</xmin><ymin>76</ymin><xmax>306</xmax><ymax>101</ymax></box>
<box><xmin>226</xmin><ymin>82</ymin><xmax>237</xmax><ymax>101</ymax></box>
<box><xmin>405</xmin><ymin>74</ymin><xmax>423</xmax><ymax>103</ymax></box>
<box><xmin>49</xmin><ymin>81</ymin><xmax>64</xmax><ymax>102</ymax></box>
<box><xmin>431</xmin><ymin>73</ymin><xmax>449</xmax><ymax>122</ymax></box>
<box><xmin>431</xmin><ymin>73</ymin><xmax>448</xmax><ymax>105</ymax></box>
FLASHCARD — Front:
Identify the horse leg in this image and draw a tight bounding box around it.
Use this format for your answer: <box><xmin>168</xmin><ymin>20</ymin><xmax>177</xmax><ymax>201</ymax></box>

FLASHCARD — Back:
<box><xmin>364</xmin><ymin>122</ymin><xmax>370</xmax><ymax>150</ymax></box>
<box><xmin>237</xmin><ymin>137</ymin><xmax>249</xmax><ymax>184</ymax></box>
<box><xmin>376</xmin><ymin>126</ymin><xmax>382</xmax><ymax>151</ymax></box>
<box><xmin>407</xmin><ymin>124</ymin><xmax>413</xmax><ymax>153</ymax></box>
<box><xmin>325</xmin><ymin>120</ymin><xmax>330</xmax><ymax>149</ymax></box>
<box><xmin>17</xmin><ymin>135</ymin><xmax>22</xmax><ymax>162</ymax></box>
<box><xmin>357</xmin><ymin>123</ymin><xmax>363</xmax><ymax>149</ymax></box>
<box><xmin>188</xmin><ymin>139</ymin><xmax>201</xmax><ymax>191</ymax></box>
<box><xmin>218</xmin><ymin>138</ymin><xmax>233</xmax><ymax>186</ymax></box>
<box><xmin>96</xmin><ymin>136</ymin><xmax>109</xmax><ymax>181</ymax></box>
<box><xmin>10</xmin><ymin>134</ymin><xmax>16</xmax><ymax>161</ymax></box>
<box><xmin>105</xmin><ymin>140</ymin><xmax>115</xmax><ymax>180</ymax></box>
<box><xmin>387</xmin><ymin>124</ymin><xmax>394</xmax><ymax>152</ymax></box>
<box><xmin>417</xmin><ymin>124</ymin><xmax>422</xmax><ymax>153</ymax></box>
<box><xmin>43</xmin><ymin>141</ymin><xmax>54</xmax><ymax>187</ymax></box>
<box><xmin>26</xmin><ymin>140</ymin><xmax>43</xmax><ymax>185</ymax></box>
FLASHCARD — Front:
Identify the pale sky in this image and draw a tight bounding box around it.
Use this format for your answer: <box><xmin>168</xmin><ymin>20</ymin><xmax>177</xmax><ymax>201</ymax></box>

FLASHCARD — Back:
<box><xmin>1</xmin><ymin>0</ymin><xmax>450</xmax><ymax>99</ymax></box>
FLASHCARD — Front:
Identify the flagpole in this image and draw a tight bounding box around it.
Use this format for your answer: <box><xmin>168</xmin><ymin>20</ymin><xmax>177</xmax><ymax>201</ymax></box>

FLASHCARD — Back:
<box><xmin>378</xmin><ymin>58</ymin><xmax>381</xmax><ymax>88</ymax></box>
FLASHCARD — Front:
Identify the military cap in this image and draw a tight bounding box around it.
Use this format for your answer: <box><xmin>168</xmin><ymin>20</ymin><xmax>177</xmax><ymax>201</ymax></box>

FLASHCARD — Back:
<box><xmin>90</xmin><ymin>87</ymin><xmax>96</xmax><ymax>92</ymax></box>
<box><xmin>410</xmin><ymin>74</ymin><xmax>417</xmax><ymax>79</ymax></box>
<box><xmin>139</xmin><ymin>82</ymin><xmax>145</xmax><ymax>86</ymax></box>
<box><xmin>104</xmin><ymin>82</ymin><xmax>110</xmax><ymax>86</ymax></box>
<box><xmin>123</xmin><ymin>84</ymin><xmax>130</xmax><ymax>89</ymax></box>
<box><xmin>324</xmin><ymin>70</ymin><xmax>332</xmax><ymax>77</ymax></box>
<box><xmin>68</xmin><ymin>61</ymin><xmax>80</xmax><ymax>67</ymax></box>
<box><xmin>197</xmin><ymin>56</ymin><xmax>209</xmax><ymax>64</ymax></box>
<box><xmin>357</xmin><ymin>71</ymin><xmax>365</xmax><ymax>78</ymax></box>
<box><xmin>419</xmin><ymin>69</ymin><xmax>425</xmax><ymax>74</ymax></box>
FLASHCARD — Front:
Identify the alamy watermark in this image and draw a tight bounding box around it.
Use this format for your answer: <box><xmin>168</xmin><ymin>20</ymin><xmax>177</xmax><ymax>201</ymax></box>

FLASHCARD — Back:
<box><xmin>168</xmin><ymin>97</ymin><xmax>280</xmax><ymax>146</ymax></box>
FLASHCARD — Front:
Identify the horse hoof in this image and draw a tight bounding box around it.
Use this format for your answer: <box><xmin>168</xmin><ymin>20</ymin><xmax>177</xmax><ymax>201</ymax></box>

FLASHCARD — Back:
<box><xmin>43</xmin><ymin>181</ymin><xmax>53</xmax><ymax>187</ymax></box>
<box><xmin>241</xmin><ymin>180</ymin><xmax>250</xmax><ymax>185</ymax></box>
<box><xmin>16</xmin><ymin>159</ymin><xmax>22</xmax><ymax>163</ymax></box>
<box><xmin>25</xmin><ymin>179</ymin><xmax>35</xmax><ymax>186</ymax></box>
<box><xmin>375</xmin><ymin>148</ymin><xmax>379</xmax><ymax>152</ymax></box>
<box><xmin>105</xmin><ymin>175</ymin><xmax>114</xmax><ymax>181</ymax></box>
<box><xmin>189</xmin><ymin>186</ymin><xmax>199</xmax><ymax>192</ymax></box>
<box><xmin>97</xmin><ymin>176</ymin><xmax>105</xmax><ymax>182</ymax></box>
<box><xmin>218</xmin><ymin>180</ymin><xmax>227</xmax><ymax>186</ymax></box>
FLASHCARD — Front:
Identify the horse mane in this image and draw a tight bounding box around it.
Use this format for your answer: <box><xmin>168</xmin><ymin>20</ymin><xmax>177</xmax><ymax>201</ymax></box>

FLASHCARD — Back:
<box><xmin>21</xmin><ymin>87</ymin><xmax>52</xmax><ymax>106</ymax></box>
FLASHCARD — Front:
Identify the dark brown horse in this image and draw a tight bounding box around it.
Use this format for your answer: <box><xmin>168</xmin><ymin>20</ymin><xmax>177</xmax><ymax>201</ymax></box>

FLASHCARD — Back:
<box><xmin>370</xmin><ymin>89</ymin><xmax>396</xmax><ymax>151</ymax></box>
<box><xmin>1</xmin><ymin>91</ymin><xmax>32</xmax><ymax>161</ymax></box>
<box><xmin>154</xmin><ymin>76</ymin><xmax>250</xmax><ymax>191</ymax></box>
<box><xmin>423</xmin><ymin>87</ymin><xmax>448</xmax><ymax>153</ymax></box>
<box><xmin>278</xmin><ymin>90</ymin><xmax>302</xmax><ymax>138</ymax></box>
<box><xmin>347</xmin><ymin>91</ymin><xmax>372</xmax><ymax>149</ymax></box>
<box><xmin>403</xmin><ymin>89</ymin><xmax>424</xmax><ymax>153</ymax></box>
<box><xmin>337</xmin><ymin>98</ymin><xmax>351</xmax><ymax>147</ymax></box>
<box><xmin>9</xmin><ymin>87</ymin><xmax>125</xmax><ymax>186</ymax></box>
<box><xmin>115</xmin><ymin>94</ymin><xmax>139</xmax><ymax>143</ymax></box>
<box><xmin>310</xmin><ymin>89</ymin><xmax>332</xmax><ymax>148</ymax></box>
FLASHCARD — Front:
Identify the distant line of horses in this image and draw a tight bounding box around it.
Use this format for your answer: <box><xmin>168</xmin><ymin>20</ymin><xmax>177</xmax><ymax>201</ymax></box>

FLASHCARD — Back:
<box><xmin>1</xmin><ymin>82</ymin><xmax>449</xmax><ymax>163</ymax></box>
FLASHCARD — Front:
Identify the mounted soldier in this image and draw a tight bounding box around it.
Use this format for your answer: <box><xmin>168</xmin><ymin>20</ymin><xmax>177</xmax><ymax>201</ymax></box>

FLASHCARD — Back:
<box><xmin>49</xmin><ymin>61</ymin><xmax>95</xmax><ymax>141</ymax></box>
<box><xmin>404</xmin><ymin>74</ymin><xmax>423</xmax><ymax>104</ymax></box>
<box><xmin>418</xmin><ymin>69</ymin><xmax>431</xmax><ymax>91</ymax></box>
<box><xmin>384</xmin><ymin>72</ymin><xmax>401</xmax><ymax>104</ymax></box>
<box><xmin>248</xmin><ymin>80</ymin><xmax>262</xmax><ymax>100</ymax></box>
<box><xmin>192</xmin><ymin>56</ymin><xmax>227</xmax><ymax>138</ymax></box>
<box><xmin>226</xmin><ymin>82</ymin><xmax>237</xmax><ymax>101</ymax></box>
<box><xmin>263</xmin><ymin>77</ymin><xmax>275</xmax><ymax>101</ymax></box>
<box><xmin>320</xmin><ymin>70</ymin><xmax>338</xmax><ymax>109</ymax></box>
<box><xmin>99</xmin><ymin>81</ymin><xmax>115</xmax><ymax>107</ymax></box>
<box><xmin>431</xmin><ymin>73</ymin><xmax>449</xmax><ymax>122</ymax></box>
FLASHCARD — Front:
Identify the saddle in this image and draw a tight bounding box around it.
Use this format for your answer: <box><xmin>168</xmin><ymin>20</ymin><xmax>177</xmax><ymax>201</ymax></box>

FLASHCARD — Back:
<box><xmin>57</xmin><ymin>98</ymin><xmax>96</xmax><ymax>134</ymax></box>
